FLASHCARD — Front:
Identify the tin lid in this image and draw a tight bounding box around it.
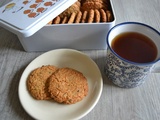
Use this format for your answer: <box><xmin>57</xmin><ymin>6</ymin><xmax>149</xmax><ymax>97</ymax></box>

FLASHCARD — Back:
<box><xmin>0</xmin><ymin>0</ymin><xmax>77</xmax><ymax>37</ymax></box>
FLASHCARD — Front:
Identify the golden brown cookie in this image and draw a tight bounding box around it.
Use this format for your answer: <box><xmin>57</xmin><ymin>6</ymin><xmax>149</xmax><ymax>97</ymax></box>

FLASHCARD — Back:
<box><xmin>100</xmin><ymin>8</ymin><xmax>107</xmax><ymax>22</ymax></box>
<box><xmin>68</xmin><ymin>12</ymin><xmax>76</xmax><ymax>23</ymax></box>
<box><xmin>27</xmin><ymin>65</ymin><xmax>58</xmax><ymax>100</ymax></box>
<box><xmin>81</xmin><ymin>1</ymin><xmax>107</xmax><ymax>12</ymax></box>
<box><xmin>83</xmin><ymin>0</ymin><xmax>106</xmax><ymax>4</ymax></box>
<box><xmin>75</xmin><ymin>11</ymin><xmax>82</xmax><ymax>23</ymax></box>
<box><xmin>61</xmin><ymin>16</ymin><xmax>68</xmax><ymax>24</ymax></box>
<box><xmin>88</xmin><ymin>9</ymin><xmax>94</xmax><ymax>23</ymax></box>
<box><xmin>94</xmin><ymin>9</ymin><xmax>100</xmax><ymax>22</ymax></box>
<box><xmin>106</xmin><ymin>10</ymin><xmax>113</xmax><ymax>22</ymax></box>
<box><xmin>75</xmin><ymin>0</ymin><xmax>81</xmax><ymax>8</ymax></box>
<box><xmin>81</xmin><ymin>11</ymin><xmax>88</xmax><ymax>23</ymax></box>
<box><xmin>59</xmin><ymin>1</ymin><xmax>80</xmax><ymax>18</ymax></box>
<box><xmin>53</xmin><ymin>16</ymin><xmax>61</xmax><ymax>24</ymax></box>
<box><xmin>48</xmin><ymin>67</ymin><xmax>88</xmax><ymax>104</ymax></box>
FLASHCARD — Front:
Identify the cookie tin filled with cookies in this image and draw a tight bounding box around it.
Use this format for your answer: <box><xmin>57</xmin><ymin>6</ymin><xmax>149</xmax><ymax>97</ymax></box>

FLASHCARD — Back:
<box><xmin>0</xmin><ymin>0</ymin><xmax>116</xmax><ymax>52</ymax></box>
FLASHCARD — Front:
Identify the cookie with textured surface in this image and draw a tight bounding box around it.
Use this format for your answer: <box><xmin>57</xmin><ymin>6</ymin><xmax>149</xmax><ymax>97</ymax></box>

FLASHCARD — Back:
<box><xmin>48</xmin><ymin>67</ymin><xmax>88</xmax><ymax>104</ymax></box>
<box><xmin>27</xmin><ymin>65</ymin><xmax>58</xmax><ymax>100</ymax></box>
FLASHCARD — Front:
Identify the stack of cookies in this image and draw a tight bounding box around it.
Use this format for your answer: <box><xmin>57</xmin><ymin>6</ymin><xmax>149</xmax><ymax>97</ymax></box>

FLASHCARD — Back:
<box><xmin>48</xmin><ymin>0</ymin><xmax>113</xmax><ymax>24</ymax></box>
<box><xmin>27</xmin><ymin>65</ymin><xmax>89</xmax><ymax>104</ymax></box>
<box><xmin>81</xmin><ymin>0</ymin><xmax>109</xmax><ymax>12</ymax></box>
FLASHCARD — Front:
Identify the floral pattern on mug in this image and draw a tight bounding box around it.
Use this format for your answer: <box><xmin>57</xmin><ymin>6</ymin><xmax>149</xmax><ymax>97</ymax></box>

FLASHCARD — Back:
<box><xmin>104</xmin><ymin>48</ymin><xmax>153</xmax><ymax>88</ymax></box>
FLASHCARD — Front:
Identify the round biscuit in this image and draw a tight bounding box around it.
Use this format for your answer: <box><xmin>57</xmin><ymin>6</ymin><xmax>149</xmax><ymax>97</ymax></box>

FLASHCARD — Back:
<box><xmin>81</xmin><ymin>11</ymin><xmax>88</xmax><ymax>23</ymax></box>
<box><xmin>48</xmin><ymin>67</ymin><xmax>88</xmax><ymax>104</ymax></box>
<box><xmin>94</xmin><ymin>9</ymin><xmax>100</xmax><ymax>22</ymax></box>
<box><xmin>83</xmin><ymin>0</ymin><xmax>106</xmax><ymax>4</ymax></box>
<box><xmin>59</xmin><ymin>1</ymin><xmax>80</xmax><ymax>18</ymax></box>
<box><xmin>81</xmin><ymin>1</ymin><xmax>107</xmax><ymax>12</ymax></box>
<box><xmin>61</xmin><ymin>16</ymin><xmax>68</xmax><ymax>24</ymax></box>
<box><xmin>68</xmin><ymin>12</ymin><xmax>76</xmax><ymax>23</ymax></box>
<box><xmin>100</xmin><ymin>9</ymin><xmax>107</xmax><ymax>22</ymax></box>
<box><xmin>75</xmin><ymin>1</ymin><xmax>81</xmax><ymax>8</ymax></box>
<box><xmin>27</xmin><ymin>65</ymin><xmax>58</xmax><ymax>100</ymax></box>
<box><xmin>75</xmin><ymin>11</ymin><xmax>82</xmax><ymax>23</ymax></box>
<box><xmin>88</xmin><ymin>9</ymin><xmax>94</xmax><ymax>23</ymax></box>
<box><xmin>53</xmin><ymin>16</ymin><xmax>61</xmax><ymax>24</ymax></box>
<box><xmin>106</xmin><ymin>10</ymin><xmax>113</xmax><ymax>22</ymax></box>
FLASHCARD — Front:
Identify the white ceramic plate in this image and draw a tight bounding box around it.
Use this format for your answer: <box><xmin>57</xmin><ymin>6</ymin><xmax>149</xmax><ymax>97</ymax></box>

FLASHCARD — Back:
<box><xmin>18</xmin><ymin>49</ymin><xmax>103</xmax><ymax>120</ymax></box>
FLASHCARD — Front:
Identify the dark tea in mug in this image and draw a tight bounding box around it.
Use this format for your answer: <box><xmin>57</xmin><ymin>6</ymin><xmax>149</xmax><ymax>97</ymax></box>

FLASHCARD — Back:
<box><xmin>111</xmin><ymin>32</ymin><xmax>158</xmax><ymax>63</ymax></box>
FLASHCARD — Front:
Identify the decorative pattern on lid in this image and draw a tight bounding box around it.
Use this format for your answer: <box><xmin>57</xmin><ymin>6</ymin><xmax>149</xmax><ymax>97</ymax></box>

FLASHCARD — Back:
<box><xmin>0</xmin><ymin>0</ymin><xmax>77</xmax><ymax>37</ymax></box>
<box><xmin>0</xmin><ymin>0</ymin><xmax>62</xmax><ymax>29</ymax></box>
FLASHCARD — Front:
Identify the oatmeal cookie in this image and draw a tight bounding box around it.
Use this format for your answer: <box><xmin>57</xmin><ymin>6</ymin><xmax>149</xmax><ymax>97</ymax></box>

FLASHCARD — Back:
<box><xmin>81</xmin><ymin>10</ymin><xmax>88</xmax><ymax>23</ymax></box>
<box><xmin>68</xmin><ymin>12</ymin><xmax>76</xmax><ymax>23</ymax></box>
<box><xmin>82</xmin><ymin>0</ymin><xmax>107</xmax><ymax>4</ymax></box>
<box><xmin>100</xmin><ymin>8</ymin><xmax>107</xmax><ymax>22</ymax></box>
<box><xmin>61</xmin><ymin>16</ymin><xmax>68</xmax><ymax>24</ymax></box>
<box><xmin>59</xmin><ymin>1</ymin><xmax>81</xmax><ymax>18</ymax></box>
<box><xmin>88</xmin><ymin>9</ymin><xmax>94</xmax><ymax>23</ymax></box>
<box><xmin>75</xmin><ymin>11</ymin><xmax>82</xmax><ymax>23</ymax></box>
<box><xmin>53</xmin><ymin>16</ymin><xmax>61</xmax><ymax>24</ymax></box>
<box><xmin>27</xmin><ymin>65</ymin><xmax>58</xmax><ymax>100</ymax></box>
<box><xmin>106</xmin><ymin>10</ymin><xmax>113</xmax><ymax>22</ymax></box>
<box><xmin>94</xmin><ymin>9</ymin><xmax>100</xmax><ymax>22</ymax></box>
<box><xmin>81</xmin><ymin>1</ymin><xmax>107</xmax><ymax>12</ymax></box>
<box><xmin>48</xmin><ymin>67</ymin><xmax>88</xmax><ymax>104</ymax></box>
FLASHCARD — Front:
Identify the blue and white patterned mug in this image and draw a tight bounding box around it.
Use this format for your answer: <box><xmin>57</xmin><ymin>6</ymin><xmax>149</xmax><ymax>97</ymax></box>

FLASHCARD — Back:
<box><xmin>104</xmin><ymin>22</ymin><xmax>160</xmax><ymax>88</ymax></box>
